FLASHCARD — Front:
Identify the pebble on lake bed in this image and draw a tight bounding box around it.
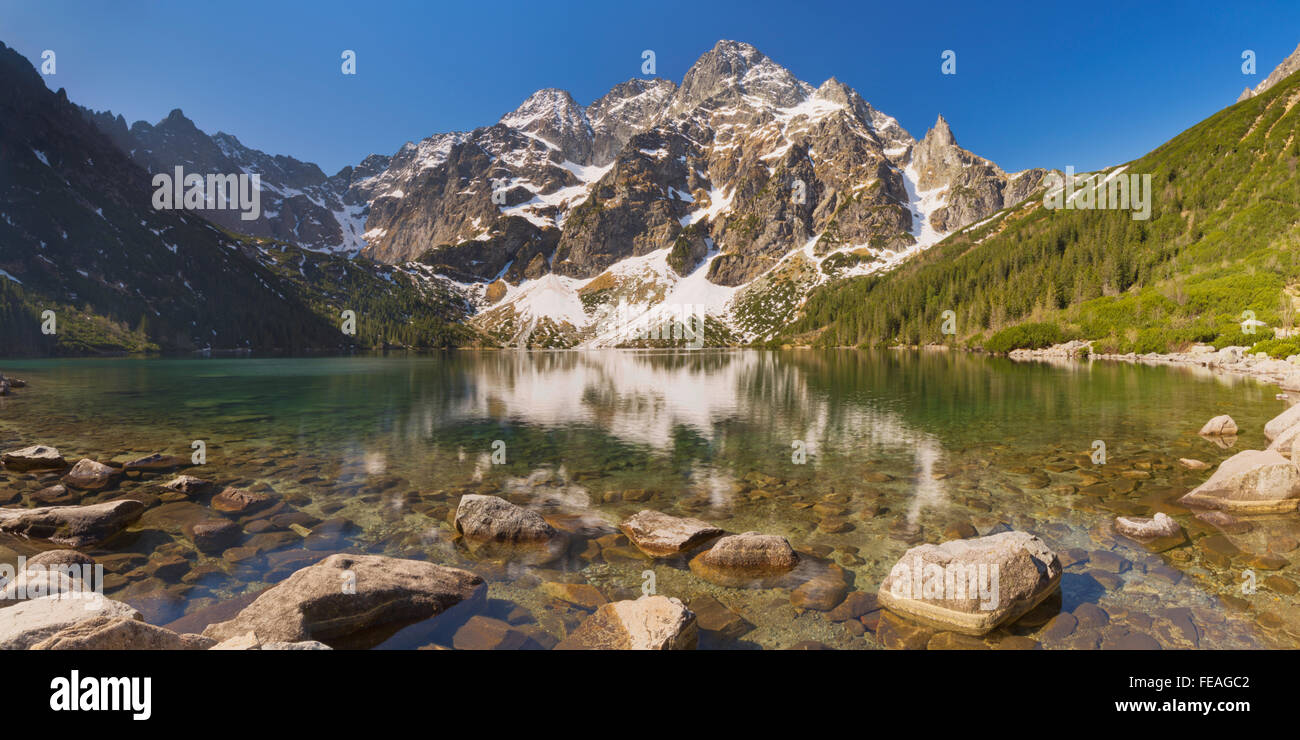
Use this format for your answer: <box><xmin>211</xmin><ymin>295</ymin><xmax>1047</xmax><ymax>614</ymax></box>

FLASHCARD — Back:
<box><xmin>1114</xmin><ymin>512</ymin><xmax>1183</xmax><ymax>541</ymax></box>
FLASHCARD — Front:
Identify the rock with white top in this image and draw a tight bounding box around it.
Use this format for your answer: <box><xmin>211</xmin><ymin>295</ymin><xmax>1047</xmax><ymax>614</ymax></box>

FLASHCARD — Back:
<box><xmin>1264</xmin><ymin>403</ymin><xmax>1300</xmax><ymax>441</ymax></box>
<box><xmin>688</xmin><ymin>531</ymin><xmax>799</xmax><ymax>587</ymax></box>
<box><xmin>0</xmin><ymin>595</ymin><xmax>141</xmax><ymax>650</ymax></box>
<box><xmin>1198</xmin><ymin>415</ymin><xmax>1237</xmax><ymax>436</ymax></box>
<box><xmin>1114</xmin><ymin>512</ymin><xmax>1183</xmax><ymax>541</ymax></box>
<box><xmin>877</xmin><ymin>531</ymin><xmax>1061</xmax><ymax>636</ymax></box>
<box><xmin>1178</xmin><ymin>449</ymin><xmax>1300</xmax><ymax>513</ymax></box>
<box><xmin>453</xmin><ymin>494</ymin><xmax>565</xmax><ymax>563</ymax></box>
<box><xmin>620</xmin><ymin>510</ymin><xmax>723</xmax><ymax>557</ymax></box>
<box><xmin>555</xmin><ymin>596</ymin><xmax>698</xmax><ymax>650</ymax></box>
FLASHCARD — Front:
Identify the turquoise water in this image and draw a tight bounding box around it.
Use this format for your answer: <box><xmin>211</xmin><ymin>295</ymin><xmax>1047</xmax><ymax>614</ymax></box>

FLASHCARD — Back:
<box><xmin>1</xmin><ymin>350</ymin><xmax>1296</xmax><ymax>648</ymax></box>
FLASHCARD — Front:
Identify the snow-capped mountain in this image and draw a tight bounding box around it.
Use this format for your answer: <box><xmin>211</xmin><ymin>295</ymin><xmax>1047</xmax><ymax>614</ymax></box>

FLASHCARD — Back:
<box><xmin>81</xmin><ymin>40</ymin><xmax>1047</xmax><ymax>348</ymax></box>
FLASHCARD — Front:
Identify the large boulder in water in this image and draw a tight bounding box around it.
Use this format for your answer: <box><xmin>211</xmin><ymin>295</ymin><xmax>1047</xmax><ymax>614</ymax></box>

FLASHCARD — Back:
<box><xmin>1178</xmin><ymin>449</ymin><xmax>1300</xmax><ymax>513</ymax></box>
<box><xmin>1198</xmin><ymin>415</ymin><xmax>1238</xmax><ymax>436</ymax></box>
<box><xmin>620</xmin><ymin>510</ymin><xmax>722</xmax><ymax>557</ymax></box>
<box><xmin>453</xmin><ymin>494</ymin><xmax>565</xmax><ymax>563</ymax></box>
<box><xmin>0</xmin><ymin>500</ymin><xmax>144</xmax><ymax>546</ymax></box>
<box><xmin>202</xmin><ymin>554</ymin><xmax>486</xmax><ymax>646</ymax></box>
<box><xmin>1</xmin><ymin>445</ymin><xmax>65</xmax><ymax>471</ymax></box>
<box><xmin>556</xmin><ymin>596</ymin><xmax>698</xmax><ymax>650</ymax></box>
<box><xmin>688</xmin><ymin>532</ymin><xmax>799</xmax><ymax>587</ymax></box>
<box><xmin>877</xmin><ymin>531</ymin><xmax>1061</xmax><ymax>636</ymax></box>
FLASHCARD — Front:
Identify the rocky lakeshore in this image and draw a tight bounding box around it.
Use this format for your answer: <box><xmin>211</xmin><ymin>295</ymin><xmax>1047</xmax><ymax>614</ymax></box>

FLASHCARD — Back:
<box><xmin>1010</xmin><ymin>340</ymin><xmax>1300</xmax><ymax>390</ymax></box>
<box><xmin>2</xmin><ymin>356</ymin><xmax>1300</xmax><ymax>651</ymax></box>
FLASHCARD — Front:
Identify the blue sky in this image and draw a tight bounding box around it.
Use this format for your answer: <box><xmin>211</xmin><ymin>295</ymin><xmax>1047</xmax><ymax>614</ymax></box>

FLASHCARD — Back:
<box><xmin>5</xmin><ymin>0</ymin><xmax>1300</xmax><ymax>174</ymax></box>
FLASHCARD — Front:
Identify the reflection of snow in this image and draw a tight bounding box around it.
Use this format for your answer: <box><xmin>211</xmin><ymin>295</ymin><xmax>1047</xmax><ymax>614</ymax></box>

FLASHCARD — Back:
<box><xmin>444</xmin><ymin>351</ymin><xmax>944</xmax><ymax>466</ymax></box>
<box><xmin>908</xmin><ymin>437</ymin><xmax>947</xmax><ymax>522</ymax></box>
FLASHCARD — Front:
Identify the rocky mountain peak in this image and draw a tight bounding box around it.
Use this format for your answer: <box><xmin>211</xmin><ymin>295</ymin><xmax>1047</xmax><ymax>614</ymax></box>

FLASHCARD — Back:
<box><xmin>674</xmin><ymin>39</ymin><xmax>811</xmax><ymax>113</ymax></box>
<box><xmin>499</xmin><ymin>88</ymin><xmax>593</xmax><ymax>162</ymax></box>
<box><xmin>813</xmin><ymin>76</ymin><xmax>855</xmax><ymax>106</ymax></box>
<box><xmin>926</xmin><ymin>114</ymin><xmax>955</xmax><ymax>147</ymax></box>
<box><xmin>1240</xmin><ymin>41</ymin><xmax>1300</xmax><ymax>101</ymax></box>
<box><xmin>586</xmin><ymin>78</ymin><xmax>677</xmax><ymax>165</ymax></box>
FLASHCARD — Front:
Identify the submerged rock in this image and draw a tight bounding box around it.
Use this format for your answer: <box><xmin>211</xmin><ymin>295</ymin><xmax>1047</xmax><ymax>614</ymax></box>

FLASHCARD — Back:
<box><xmin>452</xmin><ymin>615</ymin><xmax>543</xmax><ymax>650</ymax></box>
<box><xmin>555</xmin><ymin>596</ymin><xmax>697</xmax><ymax>650</ymax></box>
<box><xmin>1198</xmin><ymin>415</ymin><xmax>1238</xmax><ymax>436</ymax></box>
<box><xmin>1179</xmin><ymin>458</ymin><xmax>1210</xmax><ymax>470</ymax></box>
<box><xmin>619</xmin><ymin>509</ymin><xmax>723</xmax><ymax>557</ymax></box>
<box><xmin>1115</xmin><ymin>512</ymin><xmax>1183</xmax><ymax>541</ymax></box>
<box><xmin>1194</xmin><ymin>510</ymin><xmax>1253</xmax><ymax>534</ymax></box>
<box><xmin>163</xmin><ymin>475</ymin><xmax>212</xmax><ymax>495</ymax></box>
<box><xmin>184</xmin><ymin>519</ymin><xmax>242</xmax><ymax>554</ymax></box>
<box><xmin>202</xmin><ymin>553</ymin><xmax>485</xmax><ymax>645</ymax></box>
<box><xmin>790</xmin><ymin>571</ymin><xmax>850</xmax><ymax>611</ymax></box>
<box><xmin>211</xmin><ymin>487</ymin><xmax>275</xmax><ymax>515</ymax></box>
<box><xmin>1178</xmin><ymin>449</ymin><xmax>1300</xmax><ymax>513</ymax></box>
<box><xmin>63</xmin><ymin>458</ymin><xmax>120</xmax><ymax>490</ymax></box>
<box><xmin>688</xmin><ymin>531</ymin><xmax>799</xmax><ymax>587</ymax></box>
<box><xmin>877</xmin><ymin>531</ymin><xmax>1062</xmax><ymax>636</ymax></box>
<box><xmin>123</xmin><ymin>453</ymin><xmax>188</xmax><ymax>472</ymax></box>
<box><xmin>688</xmin><ymin>595</ymin><xmax>753</xmax><ymax>640</ymax></box>
<box><xmin>2</xmin><ymin>445</ymin><xmax>65</xmax><ymax>471</ymax></box>
<box><xmin>30</xmin><ymin>484</ymin><xmax>75</xmax><ymax>505</ymax></box>
<box><xmin>453</xmin><ymin>494</ymin><xmax>564</xmax><ymax>563</ymax></box>
<box><xmin>0</xmin><ymin>500</ymin><xmax>145</xmax><ymax>546</ymax></box>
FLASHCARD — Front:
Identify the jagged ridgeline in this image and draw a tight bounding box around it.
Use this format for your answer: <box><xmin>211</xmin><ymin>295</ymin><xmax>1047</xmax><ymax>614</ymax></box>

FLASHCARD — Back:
<box><xmin>784</xmin><ymin>57</ymin><xmax>1300</xmax><ymax>354</ymax></box>
<box><xmin>0</xmin><ymin>41</ymin><xmax>471</xmax><ymax>355</ymax></box>
<box><xmin>4</xmin><ymin>39</ymin><xmax>1045</xmax><ymax>352</ymax></box>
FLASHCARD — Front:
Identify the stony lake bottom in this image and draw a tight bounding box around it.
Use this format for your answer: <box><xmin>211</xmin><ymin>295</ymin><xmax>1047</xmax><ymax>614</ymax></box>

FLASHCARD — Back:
<box><xmin>1</xmin><ymin>349</ymin><xmax>1297</xmax><ymax>650</ymax></box>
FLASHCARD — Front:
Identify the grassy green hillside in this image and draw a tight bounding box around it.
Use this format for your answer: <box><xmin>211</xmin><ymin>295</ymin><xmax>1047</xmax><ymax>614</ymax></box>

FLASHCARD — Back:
<box><xmin>781</xmin><ymin>67</ymin><xmax>1300</xmax><ymax>357</ymax></box>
